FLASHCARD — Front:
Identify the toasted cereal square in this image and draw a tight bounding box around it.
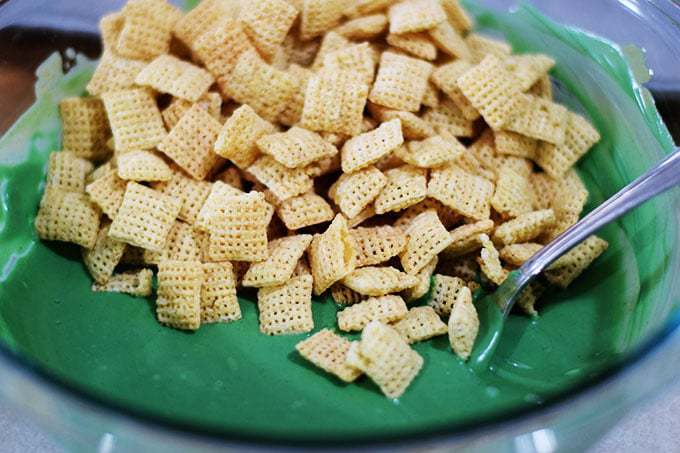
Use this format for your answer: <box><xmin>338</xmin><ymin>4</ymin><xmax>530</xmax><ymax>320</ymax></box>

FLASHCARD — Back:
<box><xmin>350</xmin><ymin>225</ymin><xmax>407</xmax><ymax>267</ymax></box>
<box><xmin>447</xmin><ymin>286</ymin><xmax>478</xmax><ymax>360</ymax></box>
<box><xmin>82</xmin><ymin>223</ymin><xmax>126</xmax><ymax>284</ymax></box>
<box><xmin>296</xmin><ymin>329</ymin><xmax>363</xmax><ymax>382</ymax></box>
<box><xmin>374</xmin><ymin>165</ymin><xmax>427</xmax><ymax>214</ymax></box>
<box><xmin>388</xmin><ymin>0</ymin><xmax>446</xmax><ymax>34</ymax></box>
<box><xmin>428</xmin><ymin>165</ymin><xmax>494</xmax><ymax>220</ymax></box>
<box><xmin>214</xmin><ymin>105</ymin><xmax>276</xmax><ymax>169</ymax></box>
<box><xmin>505</xmin><ymin>54</ymin><xmax>555</xmax><ymax>92</ymax></box>
<box><xmin>466</xmin><ymin>33</ymin><xmax>512</xmax><ymax>64</ymax></box>
<box><xmin>440</xmin><ymin>0</ymin><xmax>473</xmax><ymax>33</ymax></box>
<box><xmin>422</xmin><ymin>81</ymin><xmax>440</xmax><ymax>109</ymax></box>
<box><xmin>545</xmin><ymin>235</ymin><xmax>608</xmax><ymax>288</ymax></box>
<box><xmin>430</xmin><ymin>60</ymin><xmax>479</xmax><ymax>121</ymax></box>
<box><xmin>393</xmin><ymin>306</ymin><xmax>447</xmax><ymax>344</ymax></box>
<box><xmin>247</xmin><ymin>156</ymin><xmax>313</xmax><ymax>202</ymax></box>
<box><xmin>257</xmin><ymin>127</ymin><xmax>338</xmax><ymax>169</ymax></box>
<box><xmin>478</xmin><ymin>233</ymin><xmax>508</xmax><ymax>285</ymax></box>
<box><xmin>276</xmin><ymin>192</ymin><xmax>334</xmax><ymax>230</ymax></box>
<box><xmin>275</xmin><ymin>67</ymin><xmax>312</xmax><ymax>127</ymax></box>
<box><xmin>334</xmin><ymin>14</ymin><xmax>387</xmax><ymax>40</ymax></box>
<box><xmin>444</xmin><ymin>219</ymin><xmax>495</xmax><ymax>257</ymax></box>
<box><xmin>205</xmin><ymin>192</ymin><xmax>270</xmax><ymax>262</ymax></box>
<box><xmin>342</xmin><ymin>266</ymin><xmax>418</xmax><ymax>296</ymax></box>
<box><xmin>403</xmin><ymin>256</ymin><xmax>437</xmax><ymax>301</ymax></box>
<box><xmin>491</xmin><ymin>167</ymin><xmax>535</xmax><ymax>219</ymax></box>
<box><xmin>322</xmin><ymin>42</ymin><xmax>377</xmax><ymax>86</ymax></box>
<box><xmin>99</xmin><ymin>12</ymin><xmax>124</xmax><ymax>52</ymax></box>
<box><xmin>241</xmin><ymin>0</ymin><xmax>298</xmax><ymax>58</ymax></box>
<box><xmin>428</xmin><ymin>274</ymin><xmax>466</xmax><ymax>316</ymax></box>
<box><xmin>529</xmin><ymin>74</ymin><xmax>553</xmax><ymax>99</ymax></box>
<box><xmin>35</xmin><ymin>188</ymin><xmax>100</xmax><ymax>249</ymax></box>
<box><xmin>369</xmin><ymin>51</ymin><xmax>433</xmax><ymax>112</ymax></box>
<box><xmin>397</xmin><ymin>134</ymin><xmax>465</xmax><ymax>168</ymax></box>
<box><xmin>344</xmin><ymin>0</ymin><xmax>397</xmax><ymax>17</ymax></box>
<box><xmin>493</xmin><ymin>209</ymin><xmax>555</xmax><ymax>245</ymax></box>
<box><xmin>257</xmin><ymin>274</ymin><xmax>314</xmax><ymax>335</ymax></box>
<box><xmin>308</xmin><ymin>215</ymin><xmax>357</xmax><ymax>295</ymax></box>
<box><xmin>142</xmin><ymin>220</ymin><xmax>201</xmax><ymax>264</ymax></box>
<box><xmin>505</xmin><ymin>94</ymin><xmax>568</xmax><ymax>145</ymax></box>
<box><xmin>135</xmin><ymin>55</ymin><xmax>214</xmax><ymax>102</ymax></box>
<box><xmin>386</xmin><ymin>32</ymin><xmax>437</xmax><ymax>61</ymax></box>
<box><xmin>300</xmin><ymin>0</ymin><xmax>345</xmax><ymax>40</ymax></box>
<box><xmin>422</xmin><ymin>99</ymin><xmax>476</xmax><ymax>138</ymax></box>
<box><xmin>92</xmin><ymin>268</ymin><xmax>153</xmax><ymax>297</ymax></box>
<box><xmin>495</xmin><ymin>131</ymin><xmax>538</xmax><ymax>159</ymax></box>
<box><xmin>331</xmin><ymin>283</ymin><xmax>365</xmax><ymax>305</ymax></box>
<box><xmin>173</xmin><ymin>0</ymin><xmax>239</xmax><ymax>47</ymax></box>
<box><xmin>162</xmin><ymin>92</ymin><xmax>222</xmax><ymax>130</ymax></box>
<box><xmin>59</xmin><ymin>97</ymin><xmax>111</xmax><ymax>160</ymax></box>
<box><xmin>46</xmin><ymin>151</ymin><xmax>93</xmax><ymax>193</ymax></box>
<box><xmin>367</xmin><ymin>103</ymin><xmax>435</xmax><ymax>140</ymax></box>
<box><xmin>311</xmin><ymin>31</ymin><xmax>350</xmax><ymax>70</ymax></box>
<box><xmin>116</xmin><ymin>150</ymin><xmax>172</xmax><ymax>182</ymax></box>
<box><xmin>85</xmin><ymin>165</ymin><xmax>127</xmax><ymax>219</ymax></box>
<box><xmin>543</xmin><ymin>171</ymin><xmax>588</xmax><ymax>241</ymax></box>
<box><xmin>300</xmin><ymin>69</ymin><xmax>369</xmax><ymax>137</ymax></box>
<box><xmin>394</xmin><ymin>198</ymin><xmax>461</xmax><ymax>230</ymax></box>
<box><xmin>428</xmin><ymin>21</ymin><xmax>471</xmax><ymax>60</ymax></box>
<box><xmin>152</xmin><ymin>167</ymin><xmax>212</xmax><ymax>224</ymax></box>
<box><xmin>499</xmin><ymin>242</ymin><xmax>543</xmax><ymax>266</ymax></box>
<box><xmin>400</xmin><ymin>210</ymin><xmax>453</xmax><ymax>274</ymax></box>
<box><xmin>334</xmin><ymin>166</ymin><xmax>387</xmax><ymax>219</ymax></box>
<box><xmin>243</xmin><ymin>235</ymin><xmax>313</xmax><ymax>288</ymax></box>
<box><xmin>341</xmin><ymin>119</ymin><xmax>403</xmax><ymax>173</ymax></box>
<box><xmin>348</xmin><ymin>321</ymin><xmax>423</xmax><ymax>398</ymax></box>
<box><xmin>337</xmin><ymin>295</ymin><xmax>408</xmax><ymax>331</ymax></box>
<box><xmin>116</xmin><ymin>0</ymin><xmax>180</xmax><ymax>61</ymax></box>
<box><xmin>535</xmin><ymin>112</ymin><xmax>601</xmax><ymax>178</ymax></box>
<box><xmin>101</xmin><ymin>88</ymin><xmax>166</xmax><ymax>153</ymax></box>
<box><xmin>201</xmin><ymin>262</ymin><xmax>241</xmax><ymax>323</ymax></box>
<box><xmin>157</xmin><ymin>104</ymin><xmax>222</xmax><ymax>180</ymax></box>
<box><xmin>191</xmin><ymin>18</ymin><xmax>253</xmax><ymax>78</ymax></box>
<box><xmin>156</xmin><ymin>259</ymin><xmax>202</xmax><ymax>331</ymax></box>
<box><xmin>86</xmin><ymin>51</ymin><xmax>147</xmax><ymax>97</ymax></box>
<box><xmin>108</xmin><ymin>182</ymin><xmax>180</xmax><ymax>252</ymax></box>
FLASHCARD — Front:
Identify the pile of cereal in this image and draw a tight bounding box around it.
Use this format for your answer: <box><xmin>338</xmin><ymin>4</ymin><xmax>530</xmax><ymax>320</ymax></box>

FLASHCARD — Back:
<box><xmin>35</xmin><ymin>0</ymin><xmax>608</xmax><ymax>398</ymax></box>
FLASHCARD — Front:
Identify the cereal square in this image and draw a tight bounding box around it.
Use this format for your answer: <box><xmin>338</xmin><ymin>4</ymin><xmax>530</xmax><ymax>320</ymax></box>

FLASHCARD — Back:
<box><xmin>341</xmin><ymin>119</ymin><xmax>404</xmax><ymax>173</ymax></box>
<box><xmin>341</xmin><ymin>266</ymin><xmax>418</xmax><ymax>296</ymax></box>
<box><xmin>243</xmin><ymin>235</ymin><xmax>313</xmax><ymax>288</ymax></box>
<box><xmin>400</xmin><ymin>210</ymin><xmax>453</xmax><ymax>274</ymax></box>
<box><xmin>444</xmin><ymin>219</ymin><xmax>495</xmax><ymax>257</ymax></box>
<box><xmin>388</xmin><ymin>0</ymin><xmax>446</xmax><ymax>34</ymax></box>
<box><xmin>46</xmin><ymin>151</ymin><xmax>93</xmax><ymax>193</ymax></box>
<box><xmin>386</xmin><ymin>32</ymin><xmax>438</xmax><ymax>61</ymax></box>
<box><xmin>276</xmin><ymin>192</ymin><xmax>335</xmax><ymax>230</ymax></box>
<box><xmin>101</xmin><ymin>88</ymin><xmax>166</xmax><ymax>153</ymax></box>
<box><xmin>92</xmin><ymin>268</ymin><xmax>153</xmax><ymax>297</ymax></box>
<box><xmin>300</xmin><ymin>0</ymin><xmax>345</xmax><ymax>40</ymax></box>
<box><xmin>350</xmin><ymin>225</ymin><xmax>407</xmax><ymax>267</ymax></box>
<box><xmin>428</xmin><ymin>274</ymin><xmax>467</xmax><ymax>316</ymax></box>
<box><xmin>428</xmin><ymin>165</ymin><xmax>495</xmax><ymax>220</ymax></box>
<box><xmin>116</xmin><ymin>0</ymin><xmax>181</xmax><ymax>61</ymax></box>
<box><xmin>393</xmin><ymin>306</ymin><xmax>448</xmax><ymax>344</ymax></box>
<box><xmin>192</xmin><ymin>18</ymin><xmax>253</xmax><ymax>79</ymax></box>
<box><xmin>201</xmin><ymin>262</ymin><xmax>241</xmax><ymax>323</ymax></box>
<box><xmin>296</xmin><ymin>329</ymin><xmax>363</xmax><ymax>382</ymax></box>
<box><xmin>59</xmin><ymin>97</ymin><xmax>111</xmax><ymax>160</ymax></box>
<box><xmin>85</xmin><ymin>164</ymin><xmax>128</xmax><ymax>219</ymax></box>
<box><xmin>247</xmin><ymin>156</ymin><xmax>313</xmax><ymax>202</ymax></box>
<box><xmin>374</xmin><ymin>165</ymin><xmax>427</xmax><ymax>214</ymax></box>
<box><xmin>369</xmin><ymin>51</ymin><xmax>433</xmax><ymax>112</ymax></box>
<box><xmin>447</xmin><ymin>286</ymin><xmax>478</xmax><ymax>360</ymax></box>
<box><xmin>83</xmin><ymin>223</ymin><xmax>127</xmax><ymax>284</ymax></box>
<box><xmin>337</xmin><ymin>295</ymin><xmax>408</xmax><ymax>332</ymax></box>
<box><xmin>35</xmin><ymin>188</ymin><xmax>100</xmax><ymax>249</ymax></box>
<box><xmin>422</xmin><ymin>99</ymin><xmax>476</xmax><ymax>138</ymax></box>
<box><xmin>116</xmin><ymin>150</ymin><xmax>172</xmax><ymax>182</ymax></box>
<box><xmin>257</xmin><ymin>127</ymin><xmax>338</xmax><ymax>169</ymax></box>
<box><xmin>135</xmin><ymin>54</ymin><xmax>214</xmax><ymax>102</ymax></box>
<box><xmin>214</xmin><ymin>104</ymin><xmax>277</xmax><ymax>169</ymax></box>
<box><xmin>505</xmin><ymin>94</ymin><xmax>568</xmax><ymax>145</ymax></box>
<box><xmin>308</xmin><ymin>215</ymin><xmax>357</xmax><ymax>295</ymax></box>
<box><xmin>156</xmin><ymin>259</ymin><xmax>203</xmax><ymax>331</ymax></box>
<box><xmin>86</xmin><ymin>51</ymin><xmax>147</xmax><ymax>97</ymax></box>
<box><xmin>396</xmin><ymin>134</ymin><xmax>465</xmax><ymax>168</ymax></box>
<box><xmin>333</xmin><ymin>166</ymin><xmax>387</xmax><ymax>219</ymax></box>
<box><xmin>257</xmin><ymin>274</ymin><xmax>314</xmax><ymax>335</ymax></box>
<box><xmin>241</xmin><ymin>0</ymin><xmax>298</xmax><ymax>58</ymax></box>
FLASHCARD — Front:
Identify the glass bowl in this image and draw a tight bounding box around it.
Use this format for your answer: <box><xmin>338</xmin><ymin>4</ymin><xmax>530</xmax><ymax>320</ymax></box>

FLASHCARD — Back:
<box><xmin>0</xmin><ymin>1</ymin><xmax>678</xmax><ymax>451</ymax></box>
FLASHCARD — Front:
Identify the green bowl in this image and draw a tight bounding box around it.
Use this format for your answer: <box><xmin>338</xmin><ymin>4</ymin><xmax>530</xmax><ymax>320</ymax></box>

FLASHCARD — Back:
<box><xmin>0</xmin><ymin>3</ymin><xmax>678</xmax><ymax>450</ymax></box>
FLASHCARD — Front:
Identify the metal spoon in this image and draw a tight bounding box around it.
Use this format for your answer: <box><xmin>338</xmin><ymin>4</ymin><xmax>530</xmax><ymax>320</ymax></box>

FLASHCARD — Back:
<box><xmin>469</xmin><ymin>149</ymin><xmax>680</xmax><ymax>371</ymax></box>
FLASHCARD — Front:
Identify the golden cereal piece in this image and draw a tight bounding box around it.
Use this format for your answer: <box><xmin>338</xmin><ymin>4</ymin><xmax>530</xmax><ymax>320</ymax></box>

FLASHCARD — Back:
<box><xmin>430</xmin><ymin>60</ymin><xmax>479</xmax><ymax>121</ymax></box>
<box><xmin>422</xmin><ymin>99</ymin><xmax>476</xmax><ymax>138</ymax></box>
<box><xmin>374</xmin><ymin>165</ymin><xmax>427</xmax><ymax>214</ymax></box>
<box><xmin>161</xmin><ymin>92</ymin><xmax>222</xmax><ymax>130</ymax></box>
<box><xmin>300</xmin><ymin>0</ymin><xmax>346</xmax><ymax>40</ymax></box>
<box><xmin>545</xmin><ymin>236</ymin><xmax>608</xmax><ymax>288</ymax></box>
<box><xmin>516</xmin><ymin>280</ymin><xmax>546</xmax><ymax>317</ymax></box>
<box><xmin>386</xmin><ymin>32</ymin><xmax>438</xmax><ymax>61</ymax></box>
<box><xmin>247</xmin><ymin>155</ymin><xmax>313</xmax><ymax>202</ymax></box>
<box><xmin>393</xmin><ymin>306</ymin><xmax>448</xmax><ymax>344</ymax></box>
<box><xmin>192</xmin><ymin>18</ymin><xmax>253</xmax><ymax>79</ymax></box>
<box><xmin>116</xmin><ymin>150</ymin><xmax>172</xmax><ymax>182</ymax></box>
<box><xmin>257</xmin><ymin>274</ymin><xmax>314</xmax><ymax>335</ymax></box>
<box><xmin>257</xmin><ymin>127</ymin><xmax>338</xmax><ymax>169</ymax></box>
<box><xmin>59</xmin><ymin>97</ymin><xmax>111</xmax><ymax>160</ymax></box>
<box><xmin>46</xmin><ymin>151</ymin><xmax>93</xmax><ymax>193</ymax></box>
<box><xmin>201</xmin><ymin>261</ymin><xmax>241</xmax><ymax>324</ymax></box>
<box><xmin>152</xmin><ymin>167</ymin><xmax>212</xmax><ymax>224</ymax></box>
<box><xmin>428</xmin><ymin>165</ymin><xmax>495</xmax><ymax>220</ymax></box>
<box><xmin>83</xmin><ymin>224</ymin><xmax>127</xmax><ymax>284</ymax></box>
<box><xmin>156</xmin><ymin>259</ymin><xmax>203</xmax><ymax>331</ymax></box>
<box><xmin>174</xmin><ymin>0</ymin><xmax>240</xmax><ymax>48</ymax></box>
<box><xmin>92</xmin><ymin>268</ymin><xmax>153</xmax><ymax>297</ymax></box>
<box><xmin>296</xmin><ymin>329</ymin><xmax>363</xmax><ymax>382</ymax></box>
<box><xmin>477</xmin><ymin>233</ymin><xmax>509</xmax><ymax>285</ymax></box>
<box><xmin>444</xmin><ymin>219</ymin><xmax>495</xmax><ymax>257</ymax></box>
<box><xmin>337</xmin><ymin>295</ymin><xmax>408</xmax><ymax>332</ymax></box>
<box><xmin>491</xmin><ymin>167</ymin><xmax>535</xmax><ymax>219</ymax></box>
<box><xmin>396</xmin><ymin>134</ymin><xmax>465</xmax><ymax>168</ymax></box>
<box><xmin>323</xmin><ymin>43</ymin><xmax>377</xmax><ymax>86</ymax></box>
<box><xmin>368</xmin><ymin>103</ymin><xmax>436</xmax><ymax>140</ymax></box>
<box><xmin>495</xmin><ymin>130</ymin><xmax>538</xmax><ymax>159</ymax></box>
<box><xmin>279</xmin><ymin>64</ymin><xmax>314</xmax><ymax>127</ymax></box>
<box><xmin>440</xmin><ymin>0</ymin><xmax>473</xmax><ymax>34</ymax></box>
<box><xmin>350</xmin><ymin>225</ymin><xmax>407</xmax><ymax>267</ymax></box>
<box><xmin>466</xmin><ymin>33</ymin><xmax>512</xmax><ymax>64</ymax></box>
<box><xmin>334</xmin><ymin>166</ymin><xmax>387</xmax><ymax>219</ymax></box>
<box><xmin>85</xmin><ymin>165</ymin><xmax>127</xmax><ymax>219</ymax></box>
<box><xmin>35</xmin><ymin>188</ymin><xmax>100</xmax><ymax>249</ymax></box>
<box><xmin>505</xmin><ymin>94</ymin><xmax>568</xmax><ymax>145</ymax></box>
<box><xmin>241</xmin><ymin>0</ymin><xmax>298</xmax><ymax>59</ymax></box>
<box><xmin>344</xmin><ymin>0</ymin><xmax>397</xmax><ymax>18</ymax></box>
<box><xmin>505</xmin><ymin>54</ymin><xmax>555</xmax><ymax>91</ymax></box>
<box><xmin>341</xmin><ymin>266</ymin><xmax>418</xmax><ymax>296</ymax></box>
<box><xmin>499</xmin><ymin>242</ymin><xmax>543</xmax><ymax>266</ymax></box>
<box><xmin>308</xmin><ymin>215</ymin><xmax>357</xmax><ymax>295</ymax></box>
<box><xmin>101</xmin><ymin>88</ymin><xmax>166</xmax><ymax>153</ymax></box>
<box><xmin>493</xmin><ymin>209</ymin><xmax>556</xmax><ymax>245</ymax></box>
<box><xmin>341</xmin><ymin>119</ymin><xmax>404</xmax><ymax>173</ymax></box>
<box><xmin>428</xmin><ymin>21</ymin><xmax>471</xmax><ymax>60</ymax></box>
<box><xmin>243</xmin><ymin>235</ymin><xmax>313</xmax><ymax>288</ymax></box>
<box><xmin>334</xmin><ymin>14</ymin><xmax>388</xmax><ymax>40</ymax></box>
<box><xmin>400</xmin><ymin>210</ymin><xmax>453</xmax><ymax>274</ymax></box>
<box><xmin>116</xmin><ymin>0</ymin><xmax>180</xmax><ymax>61</ymax></box>
<box><xmin>388</xmin><ymin>0</ymin><xmax>446</xmax><ymax>34</ymax></box>
<box><xmin>214</xmin><ymin>104</ymin><xmax>276</xmax><ymax>169</ymax></box>
<box><xmin>135</xmin><ymin>54</ymin><xmax>214</xmax><ymax>102</ymax></box>
<box><xmin>276</xmin><ymin>192</ymin><xmax>335</xmax><ymax>230</ymax></box>
<box><xmin>369</xmin><ymin>51</ymin><xmax>433</xmax><ymax>112</ymax></box>
<box><xmin>402</xmin><ymin>256</ymin><xmax>438</xmax><ymax>302</ymax></box>
<box><xmin>86</xmin><ymin>51</ymin><xmax>146</xmax><ymax>96</ymax></box>
<box><xmin>394</xmin><ymin>198</ymin><xmax>461</xmax><ymax>231</ymax></box>
<box><xmin>142</xmin><ymin>221</ymin><xmax>201</xmax><ymax>265</ymax></box>
<box><xmin>544</xmin><ymin>170</ymin><xmax>589</xmax><ymax>241</ymax></box>
<box><xmin>447</xmin><ymin>286</ymin><xmax>478</xmax><ymax>360</ymax></box>
<box><xmin>310</xmin><ymin>31</ymin><xmax>350</xmax><ymax>70</ymax></box>
<box><xmin>428</xmin><ymin>274</ymin><xmax>466</xmax><ymax>317</ymax></box>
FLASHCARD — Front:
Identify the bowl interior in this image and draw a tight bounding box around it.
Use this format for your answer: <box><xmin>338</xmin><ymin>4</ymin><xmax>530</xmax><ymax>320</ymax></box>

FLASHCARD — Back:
<box><xmin>0</xmin><ymin>4</ymin><xmax>677</xmax><ymax>444</ymax></box>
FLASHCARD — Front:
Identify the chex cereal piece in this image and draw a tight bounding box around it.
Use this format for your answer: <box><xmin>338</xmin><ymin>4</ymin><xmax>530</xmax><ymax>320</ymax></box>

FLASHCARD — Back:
<box><xmin>529</xmin><ymin>74</ymin><xmax>553</xmax><ymax>99</ymax></box>
<box><xmin>545</xmin><ymin>170</ymin><xmax>589</xmax><ymax>240</ymax></box>
<box><xmin>86</xmin><ymin>51</ymin><xmax>146</xmax><ymax>97</ymax></box>
<box><xmin>388</xmin><ymin>0</ymin><xmax>446</xmax><ymax>34</ymax></box>
<box><xmin>92</xmin><ymin>268</ymin><xmax>153</xmax><ymax>297</ymax></box>
<box><xmin>396</xmin><ymin>134</ymin><xmax>465</xmax><ymax>168</ymax></box>
<box><xmin>428</xmin><ymin>274</ymin><xmax>466</xmax><ymax>316</ymax></box>
<box><xmin>247</xmin><ymin>156</ymin><xmax>313</xmax><ymax>202</ymax></box>
<box><xmin>394</xmin><ymin>198</ymin><xmax>461</xmax><ymax>230</ymax></box>
<box><xmin>530</xmin><ymin>171</ymin><xmax>558</xmax><ymax>210</ymax></box>
<box><xmin>276</xmin><ymin>192</ymin><xmax>334</xmax><ymax>230</ymax></box>
<box><xmin>101</xmin><ymin>88</ymin><xmax>166</xmax><ymax>153</ymax></box>
<box><xmin>116</xmin><ymin>0</ymin><xmax>180</xmax><ymax>61</ymax></box>
<box><xmin>493</xmin><ymin>209</ymin><xmax>556</xmax><ymax>245</ymax></box>
<box><xmin>535</xmin><ymin>112</ymin><xmax>601</xmax><ymax>178</ymax></box>
<box><xmin>505</xmin><ymin>54</ymin><xmax>555</xmax><ymax>92</ymax></box>
<box><xmin>386</xmin><ymin>32</ymin><xmax>437</xmax><ymax>61</ymax></box>
<box><xmin>337</xmin><ymin>295</ymin><xmax>408</xmax><ymax>331</ymax></box>
<box><xmin>347</xmin><ymin>321</ymin><xmax>423</xmax><ymax>398</ymax></box>
<box><xmin>516</xmin><ymin>280</ymin><xmax>546</xmax><ymax>317</ymax></box>
<box><xmin>156</xmin><ymin>259</ymin><xmax>202</xmax><ymax>331</ymax></box>
<box><xmin>344</xmin><ymin>0</ymin><xmax>397</xmax><ymax>18</ymax></box>
<box><xmin>478</xmin><ymin>234</ymin><xmax>509</xmax><ymax>285</ymax></box>
<box><xmin>428</xmin><ymin>165</ymin><xmax>495</xmax><ymax>220</ymax></box>
<box><xmin>142</xmin><ymin>221</ymin><xmax>200</xmax><ymax>265</ymax></box>
<box><xmin>308</xmin><ymin>215</ymin><xmax>357</xmax><ymax>295</ymax></box>
<box><xmin>157</xmin><ymin>104</ymin><xmax>222</xmax><ymax>180</ymax></box>
<box><xmin>444</xmin><ymin>219</ymin><xmax>495</xmax><ymax>257</ymax></box>
<box><xmin>495</xmin><ymin>131</ymin><xmax>538</xmax><ymax>159</ymax></box>
<box><xmin>440</xmin><ymin>0</ymin><xmax>473</xmax><ymax>34</ymax></box>
<box><xmin>491</xmin><ymin>167</ymin><xmax>535</xmax><ymax>219</ymax></box>
<box><xmin>499</xmin><ymin>242</ymin><xmax>543</xmax><ymax>266</ymax></box>
<box><xmin>85</xmin><ymin>165</ymin><xmax>127</xmax><ymax>219</ymax></box>
<box><xmin>447</xmin><ymin>286</ymin><xmax>478</xmax><ymax>360</ymax></box>
<box><xmin>174</xmin><ymin>0</ymin><xmax>239</xmax><ymax>47</ymax></box>
<box><xmin>135</xmin><ymin>55</ymin><xmax>214</xmax><ymax>102</ymax></box>
<box><xmin>422</xmin><ymin>99</ymin><xmax>476</xmax><ymax>138</ymax></box>
<box><xmin>215</xmin><ymin>105</ymin><xmax>276</xmax><ymax>169</ymax></box>
<box><xmin>99</xmin><ymin>12</ymin><xmax>123</xmax><ymax>52</ymax></box>
<box><xmin>466</xmin><ymin>33</ymin><xmax>512</xmax><ymax>64</ymax></box>
<box><xmin>422</xmin><ymin>81</ymin><xmax>440</xmax><ymax>108</ymax></box>
<box><xmin>243</xmin><ymin>235</ymin><xmax>313</xmax><ymax>288</ymax></box>
<box><xmin>194</xmin><ymin>182</ymin><xmax>243</xmax><ymax>231</ymax></box>
<box><xmin>331</xmin><ymin>283</ymin><xmax>365</xmax><ymax>305</ymax></box>
<box><xmin>505</xmin><ymin>94</ymin><xmax>568</xmax><ymax>145</ymax></box>
<box><xmin>191</xmin><ymin>18</ymin><xmax>252</xmax><ymax>79</ymax></box>
<box><xmin>334</xmin><ymin>166</ymin><xmax>387</xmax><ymax>219</ymax></box>
<box><xmin>403</xmin><ymin>256</ymin><xmax>437</xmax><ymax>302</ymax></box>
<box><xmin>296</xmin><ymin>329</ymin><xmax>362</xmax><ymax>382</ymax></box>
<box><xmin>400</xmin><ymin>210</ymin><xmax>453</xmax><ymax>274</ymax></box>
<box><xmin>82</xmin><ymin>224</ymin><xmax>127</xmax><ymax>284</ymax></box>
<box><xmin>116</xmin><ymin>150</ymin><xmax>172</xmax><ymax>182</ymax></box>
<box><xmin>323</xmin><ymin>43</ymin><xmax>377</xmax><ymax>86</ymax></box>
<box><xmin>545</xmin><ymin>236</ymin><xmax>608</xmax><ymax>288</ymax></box>
<box><xmin>348</xmin><ymin>205</ymin><xmax>377</xmax><ymax>228</ymax></box>
<box><xmin>393</xmin><ymin>306</ymin><xmax>448</xmax><ymax>344</ymax></box>
<box><xmin>88</xmin><ymin>161</ymin><xmax>113</xmax><ymax>184</ymax></box>
<box><xmin>342</xmin><ymin>266</ymin><xmax>418</xmax><ymax>297</ymax></box>
<box><xmin>300</xmin><ymin>69</ymin><xmax>369</xmax><ymax>137</ymax></box>
<box><xmin>430</xmin><ymin>60</ymin><xmax>479</xmax><ymax>121</ymax></box>
<box><xmin>374</xmin><ymin>165</ymin><xmax>427</xmax><ymax>214</ymax></box>
<box><xmin>334</xmin><ymin>14</ymin><xmax>387</xmax><ymax>40</ymax></box>
<box><xmin>35</xmin><ymin>189</ymin><xmax>100</xmax><ymax>249</ymax></box>
<box><xmin>59</xmin><ymin>97</ymin><xmax>110</xmax><ymax>160</ymax></box>
<box><xmin>369</xmin><ymin>51</ymin><xmax>433</xmax><ymax>112</ymax></box>
<box><xmin>300</xmin><ymin>0</ymin><xmax>345</xmax><ymax>40</ymax></box>
<box><xmin>350</xmin><ymin>225</ymin><xmax>407</xmax><ymax>267</ymax></box>
<box><xmin>368</xmin><ymin>103</ymin><xmax>435</xmax><ymax>140</ymax></box>
<box><xmin>257</xmin><ymin>127</ymin><xmax>338</xmax><ymax>169</ymax></box>
<box><xmin>429</xmin><ymin>21</ymin><xmax>471</xmax><ymax>60</ymax></box>
<box><xmin>457</xmin><ymin>55</ymin><xmax>525</xmax><ymax>130</ymax></box>
<box><xmin>162</xmin><ymin>92</ymin><xmax>222</xmax><ymax>130</ymax></box>
<box><xmin>152</xmin><ymin>168</ymin><xmax>212</xmax><ymax>224</ymax></box>
<box><xmin>108</xmin><ymin>182</ymin><xmax>179</xmax><ymax>252</ymax></box>
<box><xmin>311</xmin><ymin>31</ymin><xmax>350</xmax><ymax>70</ymax></box>
<box><xmin>206</xmin><ymin>192</ymin><xmax>270</xmax><ymax>262</ymax></box>
<box><xmin>241</xmin><ymin>0</ymin><xmax>298</xmax><ymax>59</ymax></box>
<box><xmin>221</xmin><ymin>49</ymin><xmax>297</xmax><ymax>122</ymax></box>
<box><xmin>278</xmin><ymin>64</ymin><xmax>314</xmax><ymax>127</ymax></box>
<box><xmin>201</xmin><ymin>262</ymin><xmax>241</xmax><ymax>324</ymax></box>
<box><xmin>341</xmin><ymin>119</ymin><xmax>403</xmax><ymax>173</ymax></box>
<box><xmin>257</xmin><ymin>274</ymin><xmax>314</xmax><ymax>335</ymax></box>
<box><xmin>46</xmin><ymin>151</ymin><xmax>93</xmax><ymax>193</ymax></box>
